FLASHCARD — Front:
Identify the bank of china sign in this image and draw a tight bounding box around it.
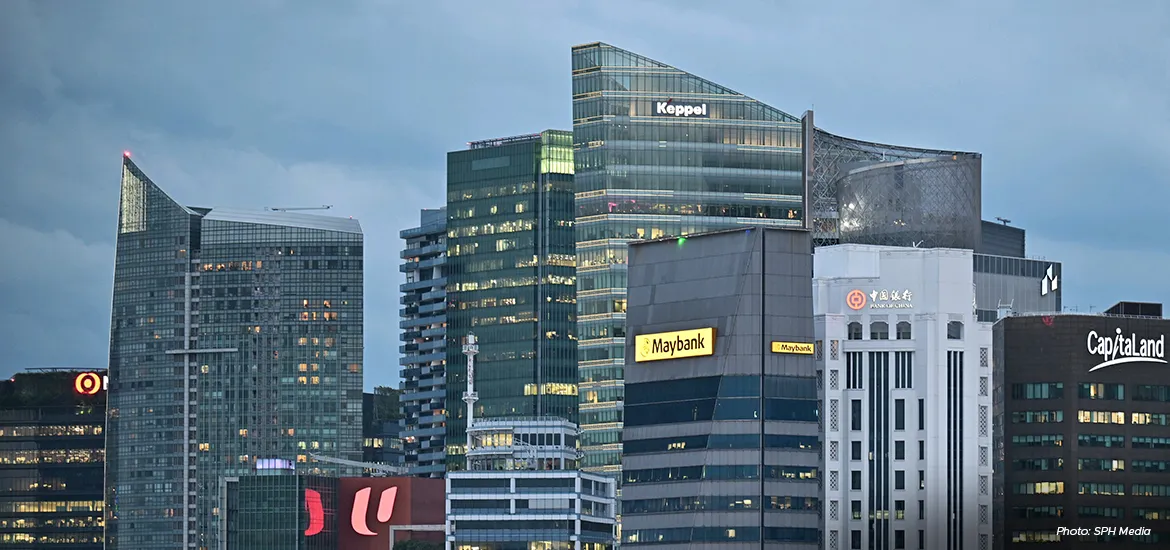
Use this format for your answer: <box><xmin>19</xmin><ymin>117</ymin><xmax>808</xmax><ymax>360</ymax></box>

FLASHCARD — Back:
<box><xmin>1087</xmin><ymin>328</ymin><xmax>1166</xmax><ymax>372</ymax></box>
<box><xmin>635</xmin><ymin>328</ymin><xmax>715</xmax><ymax>363</ymax></box>
<box><xmin>654</xmin><ymin>101</ymin><xmax>709</xmax><ymax>118</ymax></box>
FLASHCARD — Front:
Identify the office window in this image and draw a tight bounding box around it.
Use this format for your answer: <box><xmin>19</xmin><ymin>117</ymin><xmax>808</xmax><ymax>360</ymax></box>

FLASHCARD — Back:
<box><xmin>918</xmin><ymin>500</ymin><xmax>925</xmax><ymax>520</ymax></box>
<box><xmin>870</xmin><ymin>321</ymin><xmax>889</xmax><ymax>340</ymax></box>
<box><xmin>895</xmin><ymin>470</ymin><xmax>905</xmax><ymax>490</ymax></box>
<box><xmin>895</xmin><ymin>399</ymin><xmax>905</xmax><ymax>430</ymax></box>
<box><xmin>895</xmin><ymin>440</ymin><xmax>905</xmax><ymax>460</ymax></box>
<box><xmin>847</xmin><ymin>352</ymin><xmax>863</xmax><ymax>389</ymax></box>
<box><xmin>847</xmin><ymin>322</ymin><xmax>863</xmax><ymax>341</ymax></box>
<box><xmin>919</xmin><ymin>470</ymin><xmax>925</xmax><ymax>489</ymax></box>
<box><xmin>852</xmin><ymin>530</ymin><xmax>862</xmax><ymax>549</ymax></box>
<box><xmin>918</xmin><ymin>530</ymin><xmax>925</xmax><ymax>550</ymax></box>
<box><xmin>947</xmin><ymin>321</ymin><xmax>963</xmax><ymax>340</ymax></box>
<box><xmin>852</xmin><ymin>441</ymin><xmax>862</xmax><ymax>461</ymax></box>
<box><xmin>1011</xmin><ymin>382</ymin><xmax>1064</xmax><ymax>399</ymax></box>
<box><xmin>851</xmin><ymin>400</ymin><xmax>862</xmax><ymax>431</ymax></box>
<box><xmin>1132</xmin><ymin>412</ymin><xmax>1170</xmax><ymax>426</ymax></box>
<box><xmin>1078</xmin><ymin>434</ymin><xmax>1125</xmax><ymax>448</ymax></box>
<box><xmin>895</xmin><ymin>500</ymin><xmax>906</xmax><ymax>520</ymax></box>
<box><xmin>1078</xmin><ymin>383</ymin><xmax>1124</xmax><ymax>400</ymax></box>
<box><xmin>851</xmin><ymin>470</ymin><xmax>862</xmax><ymax>490</ymax></box>
<box><xmin>895</xmin><ymin>351</ymin><xmax>913</xmax><ymax>389</ymax></box>
<box><xmin>918</xmin><ymin>440</ymin><xmax>925</xmax><ymax>460</ymax></box>
<box><xmin>896</xmin><ymin>321</ymin><xmax>912</xmax><ymax>340</ymax></box>
<box><xmin>895</xmin><ymin>530</ymin><xmax>906</xmax><ymax>549</ymax></box>
<box><xmin>1012</xmin><ymin>410</ymin><xmax>1064</xmax><ymax>423</ymax></box>
<box><xmin>1133</xmin><ymin>385</ymin><xmax>1170</xmax><ymax>402</ymax></box>
<box><xmin>852</xmin><ymin>500</ymin><xmax>862</xmax><ymax>520</ymax></box>
<box><xmin>918</xmin><ymin>399</ymin><xmax>925</xmax><ymax>430</ymax></box>
<box><xmin>1078</xmin><ymin>410</ymin><xmax>1126</xmax><ymax>424</ymax></box>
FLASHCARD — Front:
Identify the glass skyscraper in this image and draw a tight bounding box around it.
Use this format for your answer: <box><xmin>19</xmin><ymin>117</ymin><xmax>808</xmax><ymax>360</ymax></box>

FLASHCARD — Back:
<box><xmin>570</xmin><ymin>42</ymin><xmax>812</xmax><ymax>474</ymax></box>
<box><xmin>444</xmin><ymin>131</ymin><xmax>578</xmax><ymax>471</ymax></box>
<box><xmin>106</xmin><ymin>154</ymin><xmax>364</xmax><ymax>550</ymax></box>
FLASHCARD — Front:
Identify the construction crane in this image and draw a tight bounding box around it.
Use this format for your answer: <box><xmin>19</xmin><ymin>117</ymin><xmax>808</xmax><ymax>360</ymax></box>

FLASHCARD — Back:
<box><xmin>267</xmin><ymin>205</ymin><xmax>333</xmax><ymax>212</ymax></box>
<box><xmin>307</xmin><ymin>453</ymin><xmax>409</xmax><ymax>476</ymax></box>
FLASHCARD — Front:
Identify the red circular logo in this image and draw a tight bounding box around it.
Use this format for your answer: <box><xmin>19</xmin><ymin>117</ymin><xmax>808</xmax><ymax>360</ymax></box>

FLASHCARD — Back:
<box><xmin>846</xmin><ymin>289</ymin><xmax>868</xmax><ymax>311</ymax></box>
<box><xmin>75</xmin><ymin>373</ymin><xmax>102</xmax><ymax>395</ymax></box>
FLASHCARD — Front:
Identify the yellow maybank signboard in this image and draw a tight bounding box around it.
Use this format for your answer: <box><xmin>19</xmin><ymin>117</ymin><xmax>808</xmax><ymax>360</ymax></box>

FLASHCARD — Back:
<box><xmin>635</xmin><ymin>328</ymin><xmax>716</xmax><ymax>363</ymax></box>
<box><xmin>771</xmin><ymin>341</ymin><xmax>815</xmax><ymax>355</ymax></box>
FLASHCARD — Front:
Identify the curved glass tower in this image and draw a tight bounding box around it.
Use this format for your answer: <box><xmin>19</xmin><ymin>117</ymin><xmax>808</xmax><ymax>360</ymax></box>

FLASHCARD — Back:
<box><xmin>571</xmin><ymin>42</ymin><xmax>811</xmax><ymax>474</ymax></box>
<box><xmin>106</xmin><ymin>155</ymin><xmax>364</xmax><ymax>550</ymax></box>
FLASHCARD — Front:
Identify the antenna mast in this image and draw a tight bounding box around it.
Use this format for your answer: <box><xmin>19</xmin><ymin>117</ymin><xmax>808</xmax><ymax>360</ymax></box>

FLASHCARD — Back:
<box><xmin>463</xmin><ymin>333</ymin><xmax>479</xmax><ymax>451</ymax></box>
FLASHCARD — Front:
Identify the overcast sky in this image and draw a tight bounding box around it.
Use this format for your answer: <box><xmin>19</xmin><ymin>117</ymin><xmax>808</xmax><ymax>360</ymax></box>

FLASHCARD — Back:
<box><xmin>1</xmin><ymin>1</ymin><xmax>1167</xmax><ymax>389</ymax></box>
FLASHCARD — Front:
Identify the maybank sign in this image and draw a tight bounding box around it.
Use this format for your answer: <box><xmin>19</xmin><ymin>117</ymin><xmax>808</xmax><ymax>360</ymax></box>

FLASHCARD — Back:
<box><xmin>635</xmin><ymin>328</ymin><xmax>715</xmax><ymax>362</ymax></box>
<box><xmin>1087</xmin><ymin>328</ymin><xmax>1167</xmax><ymax>372</ymax></box>
<box><xmin>772</xmin><ymin>341</ymin><xmax>815</xmax><ymax>355</ymax></box>
<box><xmin>654</xmin><ymin>101</ymin><xmax>709</xmax><ymax>118</ymax></box>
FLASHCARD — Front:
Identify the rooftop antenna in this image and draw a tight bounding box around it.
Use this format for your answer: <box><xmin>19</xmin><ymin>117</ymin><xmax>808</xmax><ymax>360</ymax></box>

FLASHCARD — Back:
<box><xmin>463</xmin><ymin>334</ymin><xmax>480</xmax><ymax>451</ymax></box>
<box><xmin>266</xmin><ymin>205</ymin><xmax>333</xmax><ymax>212</ymax></box>
<box><xmin>995</xmin><ymin>216</ymin><xmax>1011</xmax><ymax>225</ymax></box>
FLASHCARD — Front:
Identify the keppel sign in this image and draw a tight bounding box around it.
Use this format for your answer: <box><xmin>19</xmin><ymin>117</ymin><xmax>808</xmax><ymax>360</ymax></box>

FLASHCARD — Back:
<box><xmin>635</xmin><ymin>328</ymin><xmax>716</xmax><ymax>362</ymax></box>
<box><xmin>1086</xmin><ymin>328</ymin><xmax>1167</xmax><ymax>372</ymax></box>
<box><xmin>654</xmin><ymin>101</ymin><xmax>709</xmax><ymax>118</ymax></box>
<box><xmin>771</xmin><ymin>341</ymin><xmax>815</xmax><ymax>355</ymax></box>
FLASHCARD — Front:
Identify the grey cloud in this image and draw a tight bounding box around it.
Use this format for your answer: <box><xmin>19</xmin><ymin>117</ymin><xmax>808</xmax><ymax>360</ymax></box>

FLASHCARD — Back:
<box><xmin>0</xmin><ymin>0</ymin><xmax>1167</xmax><ymax>386</ymax></box>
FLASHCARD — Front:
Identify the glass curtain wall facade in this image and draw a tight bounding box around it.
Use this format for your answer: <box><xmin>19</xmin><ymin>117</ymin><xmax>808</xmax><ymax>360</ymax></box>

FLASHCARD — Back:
<box><xmin>399</xmin><ymin>208</ymin><xmax>448</xmax><ymax>478</ymax></box>
<box><xmin>570</xmin><ymin>42</ymin><xmax>810</xmax><ymax>474</ymax></box>
<box><xmin>0</xmin><ymin>371</ymin><xmax>106</xmax><ymax>549</ymax></box>
<box><xmin>107</xmin><ymin>155</ymin><xmax>364</xmax><ymax>550</ymax></box>
<box><xmin>444</xmin><ymin>131</ymin><xmax>578</xmax><ymax>471</ymax></box>
<box><xmin>811</xmin><ymin>130</ymin><xmax>981</xmax><ymax>248</ymax></box>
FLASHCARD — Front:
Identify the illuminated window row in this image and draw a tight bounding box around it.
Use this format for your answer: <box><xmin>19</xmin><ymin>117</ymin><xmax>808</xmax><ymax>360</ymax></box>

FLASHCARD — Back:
<box><xmin>0</xmin><ymin>450</ymin><xmax>103</xmax><ymax>465</ymax></box>
<box><xmin>0</xmin><ymin>425</ymin><xmax>102</xmax><ymax>437</ymax></box>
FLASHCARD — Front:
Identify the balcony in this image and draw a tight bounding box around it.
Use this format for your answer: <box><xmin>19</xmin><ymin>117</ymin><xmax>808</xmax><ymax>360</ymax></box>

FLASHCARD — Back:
<box><xmin>401</xmin><ymin>389</ymin><xmax>444</xmax><ymax>402</ymax></box>
<box><xmin>400</xmin><ymin>241</ymin><xmax>445</xmax><ymax>259</ymax></box>
<box><xmin>400</xmin><ymin>314</ymin><xmax>446</xmax><ymax>330</ymax></box>
<box><xmin>400</xmin><ymin>277</ymin><xmax>447</xmax><ymax>293</ymax></box>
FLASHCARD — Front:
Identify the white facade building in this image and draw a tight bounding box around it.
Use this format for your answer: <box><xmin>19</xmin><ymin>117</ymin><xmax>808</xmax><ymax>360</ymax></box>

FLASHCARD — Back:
<box><xmin>814</xmin><ymin>245</ymin><xmax>993</xmax><ymax>550</ymax></box>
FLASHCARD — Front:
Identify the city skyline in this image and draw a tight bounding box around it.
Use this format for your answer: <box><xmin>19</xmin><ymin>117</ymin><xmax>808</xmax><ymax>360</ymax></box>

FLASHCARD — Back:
<box><xmin>3</xmin><ymin>1</ymin><xmax>1170</xmax><ymax>389</ymax></box>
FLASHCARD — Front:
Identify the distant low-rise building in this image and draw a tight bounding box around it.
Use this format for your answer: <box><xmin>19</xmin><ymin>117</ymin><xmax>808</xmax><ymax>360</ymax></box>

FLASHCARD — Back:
<box><xmin>0</xmin><ymin>370</ymin><xmax>107</xmax><ymax>549</ymax></box>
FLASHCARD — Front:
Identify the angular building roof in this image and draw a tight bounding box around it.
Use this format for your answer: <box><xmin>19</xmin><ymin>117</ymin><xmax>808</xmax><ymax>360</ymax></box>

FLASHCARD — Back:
<box><xmin>199</xmin><ymin>208</ymin><xmax>363</xmax><ymax>234</ymax></box>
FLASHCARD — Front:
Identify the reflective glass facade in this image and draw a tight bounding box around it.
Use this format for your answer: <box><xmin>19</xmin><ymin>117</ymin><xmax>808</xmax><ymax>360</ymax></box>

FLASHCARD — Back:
<box><xmin>106</xmin><ymin>156</ymin><xmax>364</xmax><ymax>550</ymax></box>
<box><xmin>445</xmin><ymin>131</ymin><xmax>578</xmax><ymax>471</ymax></box>
<box><xmin>399</xmin><ymin>209</ymin><xmax>448</xmax><ymax>477</ymax></box>
<box><xmin>0</xmin><ymin>371</ymin><xmax>106</xmax><ymax>549</ymax></box>
<box><xmin>223</xmin><ymin>474</ymin><xmax>338</xmax><ymax>550</ymax></box>
<box><xmin>570</xmin><ymin>42</ymin><xmax>810</xmax><ymax>474</ymax></box>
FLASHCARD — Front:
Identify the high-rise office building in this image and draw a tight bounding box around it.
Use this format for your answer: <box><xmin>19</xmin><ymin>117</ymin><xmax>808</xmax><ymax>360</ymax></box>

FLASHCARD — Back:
<box><xmin>621</xmin><ymin>228</ymin><xmax>821</xmax><ymax>548</ymax></box>
<box><xmin>444</xmin><ymin>131</ymin><xmax>578</xmax><ymax>470</ymax></box>
<box><xmin>0</xmin><ymin>370</ymin><xmax>107</xmax><ymax>549</ymax></box>
<box><xmin>399</xmin><ymin>208</ymin><xmax>449</xmax><ymax>477</ymax></box>
<box><xmin>571</xmin><ymin>42</ymin><xmax>813</xmax><ymax>475</ymax></box>
<box><xmin>106</xmin><ymin>154</ymin><xmax>364</xmax><ymax>550</ymax></box>
<box><xmin>994</xmin><ymin>304</ymin><xmax>1170</xmax><ymax>548</ymax></box>
<box><xmin>815</xmin><ymin>245</ymin><xmax>993</xmax><ymax>550</ymax></box>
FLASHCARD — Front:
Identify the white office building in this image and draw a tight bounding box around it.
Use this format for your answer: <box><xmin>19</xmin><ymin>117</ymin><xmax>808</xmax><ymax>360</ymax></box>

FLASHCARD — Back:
<box><xmin>815</xmin><ymin>245</ymin><xmax>993</xmax><ymax>550</ymax></box>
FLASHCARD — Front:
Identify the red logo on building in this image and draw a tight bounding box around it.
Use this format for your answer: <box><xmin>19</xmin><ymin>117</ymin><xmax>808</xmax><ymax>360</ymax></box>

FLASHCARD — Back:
<box><xmin>304</xmin><ymin>489</ymin><xmax>325</xmax><ymax>536</ymax></box>
<box><xmin>350</xmin><ymin>487</ymin><xmax>398</xmax><ymax>536</ymax></box>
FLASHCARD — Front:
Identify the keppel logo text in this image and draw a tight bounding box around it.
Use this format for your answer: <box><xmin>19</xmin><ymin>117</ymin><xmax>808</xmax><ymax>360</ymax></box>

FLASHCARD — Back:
<box><xmin>636</xmin><ymin>328</ymin><xmax>716</xmax><ymax>362</ymax></box>
<box><xmin>655</xmin><ymin>101</ymin><xmax>708</xmax><ymax>117</ymax></box>
<box><xmin>1086</xmin><ymin>328</ymin><xmax>1166</xmax><ymax>372</ymax></box>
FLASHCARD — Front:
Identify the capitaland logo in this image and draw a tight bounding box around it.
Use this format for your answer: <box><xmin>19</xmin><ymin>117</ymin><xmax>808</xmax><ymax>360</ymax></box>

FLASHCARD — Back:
<box><xmin>1086</xmin><ymin>328</ymin><xmax>1166</xmax><ymax>372</ymax></box>
<box><xmin>635</xmin><ymin>328</ymin><xmax>716</xmax><ymax>362</ymax></box>
<box><xmin>655</xmin><ymin>100</ymin><xmax>709</xmax><ymax>118</ymax></box>
<box><xmin>304</xmin><ymin>485</ymin><xmax>398</xmax><ymax>537</ymax></box>
<box><xmin>1042</xmin><ymin>265</ymin><xmax>1059</xmax><ymax>296</ymax></box>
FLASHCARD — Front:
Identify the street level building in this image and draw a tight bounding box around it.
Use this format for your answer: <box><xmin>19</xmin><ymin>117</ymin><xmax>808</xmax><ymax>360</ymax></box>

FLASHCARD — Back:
<box><xmin>106</xmin><ymin>154</ymin><xmax>365</xmax><ymax>550</ymax></box>
<box><xmin>0</xmin><ymin>370</ymin><xmax>107</xmax><ymax>549</ymax></box>
<box><xmin>815</xmin><ymin>245</ymin><xmax>993</xmax><ymax>550</ymax></box>
<box><xmin>445</xmin><ymin>131</ymin><xmax>578</xmax><ymax>471</ymax></box>
<box><xmin>399</xmin><ymin>207</ymin><xmax>449</xmax><ymax>478</ymax></box>
<box><xmin>446</xmin><ymin>417</ymin><xmax>616</xmax><ymax>550</ymax></box>
<box><xmin>621</xmin><ymin>228</ymin><xmax>821</xmax><ymax>548</ymax></box>
<box><xmin>994</xmin><ymin>304</ymin><xmax>1170</xmax><ymax>548</ymax></box>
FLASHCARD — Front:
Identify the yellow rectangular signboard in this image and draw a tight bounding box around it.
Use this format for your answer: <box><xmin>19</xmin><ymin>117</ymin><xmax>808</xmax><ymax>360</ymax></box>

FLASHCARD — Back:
<box><xmin>771</xmin><ymin>341</ymin><xmax>815</xmax><ymax>355</ymax></box>
<box><xmin>635</xmin><ymin>328</ymin><xmax>716</xmax><ymax>363</ymax></box>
